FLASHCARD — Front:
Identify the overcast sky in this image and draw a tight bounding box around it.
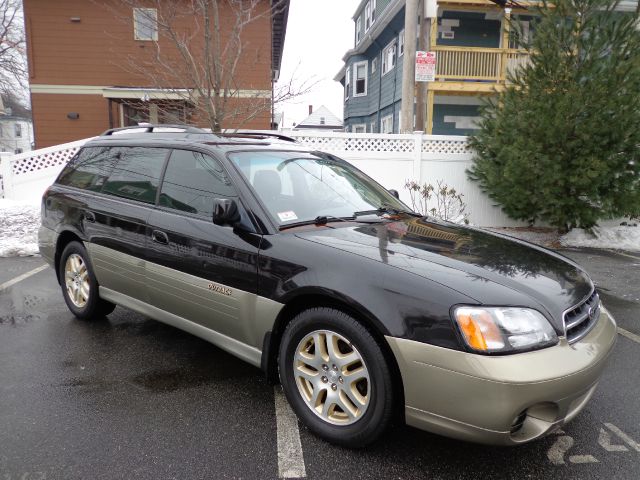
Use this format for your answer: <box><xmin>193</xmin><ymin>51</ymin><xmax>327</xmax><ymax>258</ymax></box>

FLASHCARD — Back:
<box><xmin>275</xmin><ymin>0</ymin><xmax>360</xmax><ymax>128</ymax></box>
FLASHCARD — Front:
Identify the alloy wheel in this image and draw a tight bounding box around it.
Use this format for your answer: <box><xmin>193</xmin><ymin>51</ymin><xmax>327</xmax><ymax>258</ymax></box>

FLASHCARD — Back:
<box><xmin>64</xmin><ymin>253</ymin><xmax>90</xmax><ymax>308</ymax></box>
<box><xmin>293</xmin><ymin>329</ymin><xmax>370</xmax><ymax>425</ymax></box>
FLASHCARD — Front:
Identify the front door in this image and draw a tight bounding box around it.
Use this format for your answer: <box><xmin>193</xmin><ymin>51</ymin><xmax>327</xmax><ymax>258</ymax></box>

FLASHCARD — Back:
<box><xmin>145</xmin><ymin>148</ymin><xmax>262</xmax><ymax>346</ymax></box>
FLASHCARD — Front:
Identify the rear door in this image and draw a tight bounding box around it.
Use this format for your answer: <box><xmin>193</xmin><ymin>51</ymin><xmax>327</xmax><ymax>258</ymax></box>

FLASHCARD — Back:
<box><xmin>77</xmin><ymin>146</ymin><xmax>169</xmax><ymax>301</ymax></box>
<box><xmin>145</xmin><ymin>148</ymin><xmax>265</xmax><ymax>347</ymax></box>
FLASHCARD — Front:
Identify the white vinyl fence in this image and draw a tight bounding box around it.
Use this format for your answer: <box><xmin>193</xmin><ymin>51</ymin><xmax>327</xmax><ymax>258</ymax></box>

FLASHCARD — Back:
<box><xmin>0</xmin><ymin>131</ymin><xmax>523</xmax><ymax>227</ymax></box>
<box><xmin>0</xmin><ymin>138</ymin><xmax>93</xmax><ymax>202</ymax></box>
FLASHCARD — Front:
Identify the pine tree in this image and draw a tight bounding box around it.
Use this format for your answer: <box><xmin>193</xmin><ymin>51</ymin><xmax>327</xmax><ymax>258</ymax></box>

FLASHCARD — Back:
<box><xmin>467</xmin><ymin>0</ymin><xmax>640</xmax><ymax>232</ymax></box>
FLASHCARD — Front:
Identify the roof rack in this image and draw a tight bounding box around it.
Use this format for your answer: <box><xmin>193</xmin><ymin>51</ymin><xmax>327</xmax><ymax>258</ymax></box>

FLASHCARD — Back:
<box><xmin>222</xmin><ymin>131</ymin><xmax>298</xmax><ymax>143</ymax></box>
<box><xmin>100</xmin><ymin>124</ymin><xmax>211</xmax><ymax>136</ymax></box>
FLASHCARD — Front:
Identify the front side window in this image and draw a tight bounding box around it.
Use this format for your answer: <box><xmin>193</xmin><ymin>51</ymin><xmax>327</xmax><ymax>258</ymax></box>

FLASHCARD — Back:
<box><xmin>159</xmin><ymin>149</ymin><xmax>236</xmax><ymax>217</ymax></box>
<box><xmin>382</xmin><ymin>42</ymin><xmax>396</xmax><ymax>75</ymax></box>
<box><xmin>57</xmin><ymin>147</ymin><xmax>119</xmax><ymax>192</ymax></box>
<box><xmin>353</xmin><ymin>124</ymin><xmax>366</xmax><ymax>133</ymax></box>
<box><xmin>14</xmin><ymin>123</ymin><xmax>22</xmax><ymax>137</ymax></box>
<box><xmin>133</xmin><ymin>8</ymin><xmax>158</xmax><ymax>41</ymax></box>
<box><xmin>399</xmin><ymin>29</ymin><xmax>405</xmax><ymax>56</ymax></box>
<box><xmin>356</xmin><ymin>17</ymin><xmax>362</xmax><ymax>44</ymax></box>
<box><xmin>229</xmin><ymin>151</ymin><xmax>407</xmax><ymax>226</ymax></box>
<box><xmin>102</xmin><ymin>147</ymin><xmax>167</xmax><ymax>204</ymax></box>
<box><xmin>354</xmin><ymin>61</ymin><xmax>368</xmax><ymax>96</ymax></box>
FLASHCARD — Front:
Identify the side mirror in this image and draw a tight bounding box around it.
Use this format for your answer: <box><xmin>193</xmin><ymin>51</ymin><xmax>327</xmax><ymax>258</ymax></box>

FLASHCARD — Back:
<box><xmin>212</xmin><ymin>198</ymin><xmax>240</xmax><ymax>226</ymax></box>
<box><xmin>388</xmin><ymin>189</ymin><xmax>400</xmax><ymax>199</ymax></box>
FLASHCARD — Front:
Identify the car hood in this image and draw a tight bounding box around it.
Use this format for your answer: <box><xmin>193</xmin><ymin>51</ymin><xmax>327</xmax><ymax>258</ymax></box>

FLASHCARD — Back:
<box><xmin>294</xmin><ymin>216</ymin><xmax>593</xmax><ymax>332</ymax></box>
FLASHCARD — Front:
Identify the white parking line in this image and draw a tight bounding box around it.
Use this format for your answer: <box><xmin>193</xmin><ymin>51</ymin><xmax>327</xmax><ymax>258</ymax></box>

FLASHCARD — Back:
<box><xmin>618</xmin><ymin>327</ymin><xmax>640</xmax><ymax>345</ymax></box>
<box><xmin>0</xmin><ymin>264</ymin><xmax>49</xmax><ymax>292</ymax></box>
<box><xmin>274</xmin><ymin>386</ymin><xmax>306</xmax><ymax>479</ymax></box>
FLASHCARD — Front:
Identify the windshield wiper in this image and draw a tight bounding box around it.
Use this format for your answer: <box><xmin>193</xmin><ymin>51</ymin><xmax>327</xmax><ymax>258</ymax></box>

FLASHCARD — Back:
<box><xmin>353</xmin><ymin>204</ymin><xmax>420</xmax><ymax>217</ymax></box>
<box><xmin>279</xmin><ymin>215</ymin><xmax>354</xmax><ymax>231</ymax></box>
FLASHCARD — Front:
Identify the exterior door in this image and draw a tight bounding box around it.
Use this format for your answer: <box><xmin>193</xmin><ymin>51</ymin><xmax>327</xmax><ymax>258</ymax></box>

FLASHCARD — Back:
<box><xmin>145</xmin><ymin>148</ymin><xmax>262</xmax><ymax>346</ymax></box>
<box><xmin>80</xmin><ymin>145</ymin><xmax>168</xmax><ymax>301</ymax></box>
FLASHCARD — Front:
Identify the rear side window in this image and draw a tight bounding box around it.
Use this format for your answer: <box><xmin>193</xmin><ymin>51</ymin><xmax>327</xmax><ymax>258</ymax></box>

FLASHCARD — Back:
<box><xmin>102</xmin><ymin>147</ymin><xmax>167</xmax><ymax>204</ymax></box>
<box><xmin>159</xmin><ymin>149</ymin><xmax>236</xmax><ymax>217</ymax></box>
<box><xmin>57</xmin><ymin>147</ymin><xmax>117</xmax><ymax>191</ymax></box>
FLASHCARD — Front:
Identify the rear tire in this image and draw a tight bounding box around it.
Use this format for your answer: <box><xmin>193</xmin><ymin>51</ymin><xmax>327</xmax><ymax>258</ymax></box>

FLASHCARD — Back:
<box><xmin>278</xmin><ymin>307</ymin><xmax>394</xmax><ymax>448</ymax></box>
<box><xmin>59</xmin><ymin>241</ymin><xmax>115</xmax><ymax>319</ymax></box>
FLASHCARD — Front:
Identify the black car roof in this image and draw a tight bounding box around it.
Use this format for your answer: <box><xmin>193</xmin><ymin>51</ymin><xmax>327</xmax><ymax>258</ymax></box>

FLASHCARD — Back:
<box><xmin>85</xmin><ymin>125</ymin><xmax>304</xmax><ymax>152</ymax></box>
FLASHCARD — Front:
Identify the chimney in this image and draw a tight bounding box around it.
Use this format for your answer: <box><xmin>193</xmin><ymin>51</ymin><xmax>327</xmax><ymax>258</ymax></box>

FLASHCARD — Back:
<box><xmin>308</xmin><ymin>105</ymin><xmax>313</xmax><ymax>115</ymax></box>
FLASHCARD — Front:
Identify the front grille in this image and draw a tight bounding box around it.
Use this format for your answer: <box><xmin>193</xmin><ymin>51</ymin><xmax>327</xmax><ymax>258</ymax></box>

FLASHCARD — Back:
<box><xmin>564</xmin><ymin>290</ymin><xmax>600</xmax><ymax>344</ymax></box>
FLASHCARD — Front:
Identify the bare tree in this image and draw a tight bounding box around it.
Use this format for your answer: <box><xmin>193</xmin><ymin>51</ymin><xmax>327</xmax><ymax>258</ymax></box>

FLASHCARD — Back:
<box><xmin>103</xmin><ymin>0</ymin><xmax>310</xmax><ymax>132</ymax></box>
<box><xmin>0</xmin><ymin>0</ymin><xmax>26</xmax><ymax>98</ymax></box>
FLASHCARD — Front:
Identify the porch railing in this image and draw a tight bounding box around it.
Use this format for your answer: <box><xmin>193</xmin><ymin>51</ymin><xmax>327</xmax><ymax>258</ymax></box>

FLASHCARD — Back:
<box><xmin>433</xmin><ymin>46</ymin><xmax>529</xmax><ymax>82</ymax></box>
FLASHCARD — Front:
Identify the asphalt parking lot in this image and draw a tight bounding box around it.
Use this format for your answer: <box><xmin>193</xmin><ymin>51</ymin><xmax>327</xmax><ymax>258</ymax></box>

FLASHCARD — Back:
<box><xmin>1</xmin><ymin>248</ymin><xmax>639</xmax><ymax>480</ymax></box>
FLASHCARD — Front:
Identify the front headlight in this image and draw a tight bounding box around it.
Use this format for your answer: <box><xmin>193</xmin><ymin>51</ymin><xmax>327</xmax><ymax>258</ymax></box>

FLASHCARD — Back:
<box><xmin>453</xmin><ymin>306</ymin><xmax>558</xmax><ymax>354</ymax></box>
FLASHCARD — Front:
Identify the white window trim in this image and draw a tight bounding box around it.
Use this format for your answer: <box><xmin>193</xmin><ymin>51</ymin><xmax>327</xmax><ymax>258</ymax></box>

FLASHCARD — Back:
<box><xmin>381</xmin><ymin>114</ymin><xmax>393</xmax><ymax>134</ymax></box>
<box><xmin>353</xmin><ymin>61</ymin><xmax>368</xmax><ymax>97</ymax></box>
<box><xmin>399</xmin><ymin>29</ymin><xmax>405</xmax><ymax>56</ymax></box>
<box><xmin>345</xmin><ymin>68</ymin><xmax>351</xmax><ymax>100</ymax></box>
<box><xmin>365</xmin><ymin>2</ymin><xmax>371</xmax><ymax>31</ymax></box>
<box><xmin>364</xmin><ymin>0</ymin><xmax>376</xmax><ymax>31</ymax></box>
<box><xmin>382</xmin><ymin>40</ymin><xmax>396</xmax><ymax>76</ymax></box>
<box><xmin>133</xmin><ymin>8</ymin><xmax>158</xmax><ymax>41</ymax></box>
<box><xmin>353</xmin><ymin>123</ymin><xmax>367</xmax><ymax>133</ymax></box>
<box><xmin>371</xmin><ymin>56</ymin><xmax>377</xmax><ymax>74</ymax></box>
<box><xmin>356</xmin><ymin>17</ymin><xmax>362</xmax><ymax>44</ymax></box>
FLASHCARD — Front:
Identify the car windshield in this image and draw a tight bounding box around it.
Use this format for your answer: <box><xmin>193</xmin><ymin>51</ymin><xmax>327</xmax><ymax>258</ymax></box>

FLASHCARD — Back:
<box><xmin>229</xmin><ymin>151</ymin><xmax>411</xmax><ymax>226</ymax></box>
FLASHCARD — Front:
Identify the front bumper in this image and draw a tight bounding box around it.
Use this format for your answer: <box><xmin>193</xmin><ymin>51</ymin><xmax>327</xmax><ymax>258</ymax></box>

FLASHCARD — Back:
<box><xmin>386</xmin><ymin>306</ymin><xmax>617</xmax><ymax>445</ymax></box>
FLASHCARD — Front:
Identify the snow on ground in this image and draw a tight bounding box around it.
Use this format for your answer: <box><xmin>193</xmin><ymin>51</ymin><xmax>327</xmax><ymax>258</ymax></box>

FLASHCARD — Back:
<box><xmin>561</xmin><ymin>225</ymin><xmax>640</xmax><ymax>252</ymax></box>
<box><xmin>489</xmin><ymin>224</ymin><xmax>640</xmax><ymax>252</ymax></box>
<box><xmin>0</xmin><ymin>199</ymin><xmax>41</xmax><ymax>257</ymax></box>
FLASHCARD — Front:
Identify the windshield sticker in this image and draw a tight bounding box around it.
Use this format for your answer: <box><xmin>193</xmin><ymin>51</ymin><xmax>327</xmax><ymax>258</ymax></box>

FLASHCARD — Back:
<box><xmin>278</xmin><ymin>211</ymin><xmax>298</xmax><ymax>222</ymax></box>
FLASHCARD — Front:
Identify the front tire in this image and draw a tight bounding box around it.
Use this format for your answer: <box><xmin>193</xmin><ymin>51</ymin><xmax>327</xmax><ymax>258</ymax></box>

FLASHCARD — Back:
<box><xmin>278</xmin><ymin>308</ymin><xmax>394</xmax><ymax>447</ymax></box>
<box><xmin>59</xmin><ymin>241</ymin><xmax>115</xmax><ymax>319</ymax></box>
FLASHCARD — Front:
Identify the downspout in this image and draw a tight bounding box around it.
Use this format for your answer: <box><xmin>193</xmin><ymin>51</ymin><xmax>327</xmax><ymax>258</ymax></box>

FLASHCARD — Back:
<box><xmin>391</xmin><ymin>28</ymin><xmax>399</xmax><ymax>133</ymax></box>
<box><xmin>373</xmin><ymin>37</ymin><xmax>383</xmax><ymax>132</ymax></box>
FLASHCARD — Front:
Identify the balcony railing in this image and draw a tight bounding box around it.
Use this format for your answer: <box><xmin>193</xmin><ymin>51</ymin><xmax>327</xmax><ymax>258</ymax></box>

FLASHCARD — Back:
<box><xmin>432</xmin><ymin>46</ymin><xmax>530</xmax><ymax>83</ymax></box>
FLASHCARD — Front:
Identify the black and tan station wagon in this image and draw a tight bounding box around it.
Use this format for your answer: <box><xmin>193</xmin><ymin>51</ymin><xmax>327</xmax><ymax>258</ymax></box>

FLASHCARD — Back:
<box><xmin>39</xmin><ymin>125</ymin><xmax>617</xmax><ymax>447</ymax></box>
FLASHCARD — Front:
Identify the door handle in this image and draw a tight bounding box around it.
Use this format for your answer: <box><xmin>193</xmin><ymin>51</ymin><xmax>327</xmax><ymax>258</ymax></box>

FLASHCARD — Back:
<box><xmin>151</xmin><ymin>229</ymin><xmax>169</xmax><ymax>245</ymax></box>
<box><xmin>84</xmin><ymin>211</ymin><xmax>96</xmax><ymax>223</ymax></box>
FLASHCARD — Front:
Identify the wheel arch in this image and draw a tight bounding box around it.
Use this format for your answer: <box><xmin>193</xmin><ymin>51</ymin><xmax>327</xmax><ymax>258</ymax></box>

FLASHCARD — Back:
<box><xmin>54</xmin><ymin>230</ymin><xmax>85</xmax><ymax>284</ymax></box>
<box><xmin>262</xmin><ymin>290</ymin><xmax>405</xmax><ymax>419</ymax></box>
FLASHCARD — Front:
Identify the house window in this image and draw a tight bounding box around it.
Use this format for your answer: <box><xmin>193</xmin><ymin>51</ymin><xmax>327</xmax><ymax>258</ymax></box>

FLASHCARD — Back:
<box><xmin>370</xmin><ymin>121</ymin><xmax>375</xmax><ymax>133</ymax></box>
<box><xmin>365</xmin><ymin>2</ymin><xmax>371</xmax><ymax>31</ymax></box>
<box><xmin>356</xmin><ymin>17</ymin><xmax>362</xmax><ymax>44</ymax></box>
<box><xmin>353</xmin><ymin>124</ymin><xmax>366</xmax><ymax>133</ymax></box>
<box><xmin>509</xmin><ymin>20</ymin><xmax>530</xmax><ymax>49</ymax></box>
<box><xmin>371</xmin><ymin>57</ymin><xmax>377</xmax><ymax>74</ymax></box>
<box><xmin>382</xmin><ymin>41</ymin><xmax>396</xmax><ymax>75</ymax></box>
<box><xmin>381</xmin><ymin>114</ymin><xmax>393</xmax><ymax>134</ymax></box>
<box><xmin>133</xmin><ymin>8</ymin><xmax>158</xmax><ymax>41</ymax></box>
<box><xmin>14</xmin><ymin>148</ymin><xmax>23</xmax><ymax>154</ymax></box>
<box><xmin>345</xmin><ymin>68</ymin><xmax>351</xmax><ymax>100</ymax></box>
<box><xmin>14</xmin><ymin>123</ymin><xmax>22</xmax><ymax>137</ymax></box>
<box><xmin>399</xmin><ymin>29</ymin><xmax>405</xmax><ymax>56</ymax></box>
<box><xmin>354</xmin><ymin>61</ymin><xmax>368</xmax><ymax>96</ymax></box>
<box><xmin>365</xmin><ymin>0</ymin><xmax>376</xmax><ymax>31</ymax></box>
<box><xmin>320</xmin><ymin>117</ymin><xmax>326</xmax><ymax>125</ymax></box>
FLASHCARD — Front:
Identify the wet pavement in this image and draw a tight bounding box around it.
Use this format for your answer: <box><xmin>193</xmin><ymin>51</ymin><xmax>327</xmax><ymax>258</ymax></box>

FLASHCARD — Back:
<box><xmin>1</xmin><ymin>248</ymin><xmax>639</xmax><ymax>479</ymax></box>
